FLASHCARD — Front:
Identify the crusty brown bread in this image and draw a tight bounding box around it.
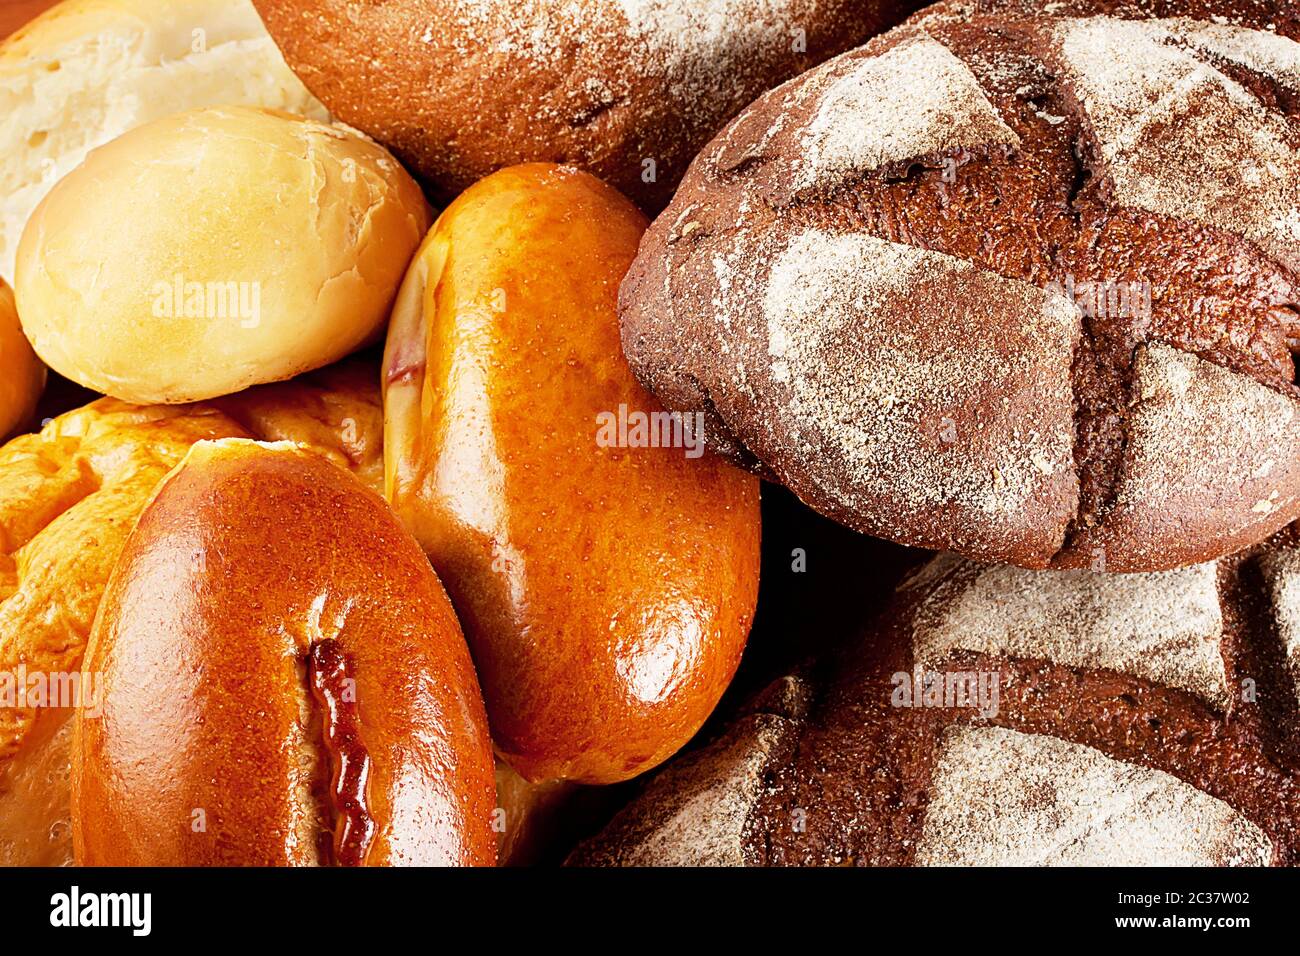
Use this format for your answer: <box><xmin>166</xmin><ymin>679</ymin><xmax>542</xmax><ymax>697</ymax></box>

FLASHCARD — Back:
<box><xmin>570</xmin><ymin>517</ymin><xmax>1300</xmax><ymax>866</ymax></box>
<box><xmin>619</xmin><ymin>0</ymin><xmax>1300</xmax><ymax>572</ymax></box>
<box><xmin>0</xmin><ymin>359</ymin><xmax>382</xmax><ymax>866</ymax></box>
<box><xmin>252</xmin><ymin>0</ymin><xmax>923</xmax><ymax>210</ymax></box>
<box><xmin>74</xmin><ymin>441</ymin><xmax>497</xmax><ymax>866</ymax></box>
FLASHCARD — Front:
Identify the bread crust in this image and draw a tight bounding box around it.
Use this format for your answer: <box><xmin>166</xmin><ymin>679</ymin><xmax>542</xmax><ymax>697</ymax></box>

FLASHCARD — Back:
<box><xmin>72</xmin><ymin>440</ymin><xmax>497</xmax><ymax>866</ymax></box>
<box><xmin>619</xmin><ymin>0</ymin><xmax>1300</xmax><ymax>571</ymax></box>
<box><xmin>252</xmin><ymin>0</ymin><xmax>922</xmax><ymax>210</ymax></box>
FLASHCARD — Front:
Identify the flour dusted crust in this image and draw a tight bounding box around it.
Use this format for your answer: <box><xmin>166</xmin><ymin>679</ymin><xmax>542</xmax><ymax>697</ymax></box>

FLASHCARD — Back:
<box><xmin>620</xmin><ymin>0</ymin><xmax>1300</xmax><ymax>571</ymax></box>
<box><xmin>253</xmin><ymin>0</ymin><xmax>921</xmax><ymax>210</ymax></box>
<box><xmin>795</xmin><ymin>32</ymin><xmax>1021</xmax><ymax>191</ymax></box>
<box><xmin>907</xmin><ymin>554</ymin><xmax>1229</xmax><ymax>707</ymax></box>
<box><xmin>918</xmin><ymin>726</ymin><xmax>1272</xmax><ymax>866</ymax></box>
<box><xmin>1257</xmin><ymin>545</ymin><xmax>1300</xmax><ymax>712</ymax></box>
<box><xmin>756</xmin><ymin>228</ymin><xmax>1079</xmax><ymax>560</ymax></box>
<box><xmin>1157</xmin><ymin>17</ymin><xmax>1300</xmax><ymax>93</ymax></box>
<box><xmin>573</xmin><ymin>518</ymin><xmax>1300</xmax><ymax>866</ymax></box>
<box><xmin>568</xmin><ymin>676</ymin><xmax>809</xmax><ymax>866</ymax></box>
<box><xmin>1068</xmin><ymin>343</ymin><xmax>1300</xmax><ymax>568</ymax></box>
<box><xmin>1048</xmin><ymin>15</ymin><xmax>1300</xmax><ymax>269</ymax></box>
<box><xmin>567</xmin><ymin>713</ymin><xmax>798</xmax><ymax>866</ymax></box>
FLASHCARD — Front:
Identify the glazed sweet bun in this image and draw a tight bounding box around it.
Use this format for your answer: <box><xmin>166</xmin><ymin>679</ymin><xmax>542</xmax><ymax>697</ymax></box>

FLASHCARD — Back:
<box><xmin>384</xmin><ymin>164</ymin><xmax>761</xmax><ymax>785</ymax></box>
<box><xmin>15</xmin><ymin>105</ymin><xmax>431</xmax><ymax>404</ymax></box>
<box><xmin>0</xmin><ymin>361</ymin><xmax>382</xmax><ymax>866</ymax></box>
<box><xmin>0</xmin><ymin>278</ymin><xmax>44</xmax><ymax>439</ymax></box>
<box><xmin>0</xmin><ymin>0</ymin><xmax>329</xmax><ymax>282</ymax></box>
<box><xmin>73</xmin><ymin>440</ymin><xmax>497</xmax><ymax>866</ymax></box>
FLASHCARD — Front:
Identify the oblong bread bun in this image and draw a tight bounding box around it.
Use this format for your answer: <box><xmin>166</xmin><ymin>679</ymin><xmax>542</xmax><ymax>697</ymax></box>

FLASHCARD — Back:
<box><xmin>72</xmin><ymin>440</ymin><xmax>497</xmax><ymax>865</ymax></box>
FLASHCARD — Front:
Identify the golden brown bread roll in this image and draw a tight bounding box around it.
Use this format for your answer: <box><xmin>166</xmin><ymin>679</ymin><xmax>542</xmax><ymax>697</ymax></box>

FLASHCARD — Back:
<box><xmin>384</xmin><ymin>164</ymin><xmax>762</xmax><ymax>785</ymax></box>
<box><xmin>0</xmin><ymin>361</ymin><xmax>382</xmax><ymax>865</ymax></box>
<box><xmin>73</xmin><ymin>440</ymin><xmax>497</xmax><ymax>865</ymax></box>
<box><xmin>15</xmin><ymin>105</ymin><xmax>431</xmax><ymax>404</ymax></box>
<box><xmin>0</xmin><ymin>277</ymin><xmax>43</xmax><ymax>439</ymax></box>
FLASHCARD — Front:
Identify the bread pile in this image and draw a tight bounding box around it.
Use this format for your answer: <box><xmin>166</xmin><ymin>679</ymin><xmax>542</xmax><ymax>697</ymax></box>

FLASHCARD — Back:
<box><xmin>0</xmin><ymin>0</ymin><xmax>1296</xmax><ymax>868</ymax></box>
<box><xmin>572</xmin><ymin>525</ymin><xmax>1300</xmax><ymax>865</ymax></box>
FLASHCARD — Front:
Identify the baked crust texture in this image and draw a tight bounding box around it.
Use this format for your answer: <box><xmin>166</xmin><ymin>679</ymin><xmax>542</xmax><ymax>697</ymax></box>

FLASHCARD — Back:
<box><xmin>619</xmin><ymin>0</ymin><xmax>1300</xmax><ymax>570</ymax></box>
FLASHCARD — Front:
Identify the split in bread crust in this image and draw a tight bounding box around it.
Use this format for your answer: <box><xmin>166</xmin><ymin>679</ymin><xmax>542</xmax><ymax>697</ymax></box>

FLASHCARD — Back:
<box><xmin>619</xmin><ymin>0</ymin><xmax>1300</xmax><ymax>571</ymax></box>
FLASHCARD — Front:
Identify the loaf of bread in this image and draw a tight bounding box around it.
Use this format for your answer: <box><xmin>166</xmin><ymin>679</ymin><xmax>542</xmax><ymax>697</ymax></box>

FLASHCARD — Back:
<box><xmin>0</xmin><ymin>361</ymin><xmax>382</xmax><ymax>866</ymax></box>
<box><xmin>572</xmin><ymin>518</ymin><xmax>1300</xmax><ymax>866</ymax></box>
<box><xmin>384</xmin><ymin>164</ymin><xmax>762</xmax><ymax>785</ymax></box>
<box><xmin>0</xmin><ymin>278</ymin><xmax>43</xmax><ymax>439</ymax></box>
<box><xmin>619</xmin><ymin>0</ymin><xmax>1300</xmax><ymax>572</ymax></box>
<box><xmin>74</xmin><ymin>440</ymin><xmax>497</xmax><ymax>865</ymax></box>
<box><xmin>252</xmin><ymin>0</ymin><xmax>922</xmax><ymax>210</ymax></box>
<box><xmin>0</xmin><ymin>0</ymin><xmax>329</xmax><ymax>284</ymax></box>
<box><xmin>16</xmin><ymin>105</ymin><xmax>431</xmax><ymax>404</ymax></box>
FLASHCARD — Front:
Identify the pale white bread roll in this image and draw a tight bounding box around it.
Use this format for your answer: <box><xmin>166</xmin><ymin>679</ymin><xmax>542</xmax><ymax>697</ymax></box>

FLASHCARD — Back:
<box><xmin>0</xmin><ymin>0</ymin><xmax>329</xmax><ymax>284</ymax></box>
<box><xmin>15</xmin><ymin>105</ymin><xmax>432</xmax><ymax>404</ymax></box>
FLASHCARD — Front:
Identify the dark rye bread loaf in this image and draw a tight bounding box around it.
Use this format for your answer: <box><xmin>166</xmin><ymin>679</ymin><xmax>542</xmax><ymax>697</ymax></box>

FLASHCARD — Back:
<box><xmin>569</xmin><ymin>519</ymin><xmax>1300</xmax><ymax>866</ymax></box>
<box><xmin>252</xmin><ymin>0</ymin><xmax>923</xmax><ymax>211</ymax></box>
<box><xmin>619</xmin><ymin>0</ymin><xmax>1300</xmax><ymax>571</ymax></box>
